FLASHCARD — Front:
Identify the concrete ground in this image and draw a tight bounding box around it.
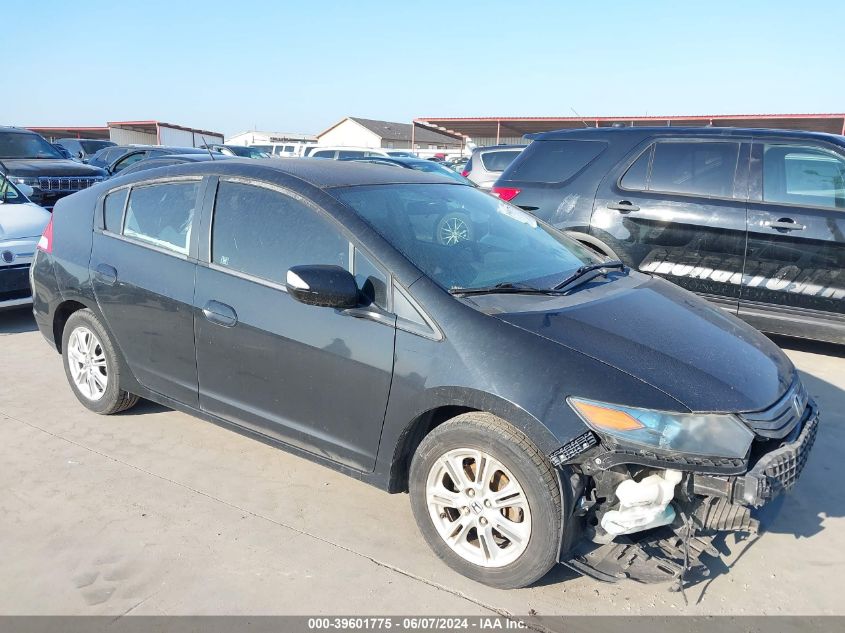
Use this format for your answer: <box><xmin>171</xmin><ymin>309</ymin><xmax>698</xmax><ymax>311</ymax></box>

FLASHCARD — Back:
<box><xmin>1</xmin><ymin>305</ymin><xmax>844</xmax><ymax>617</ymax></box>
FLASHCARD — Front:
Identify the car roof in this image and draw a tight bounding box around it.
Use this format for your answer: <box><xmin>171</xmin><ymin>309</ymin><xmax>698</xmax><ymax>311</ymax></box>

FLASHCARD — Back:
<box><xmin>530</xmin><ymin>126</ymin><xmax>845</xmax><ymax>143</ymax></box>
<box><xmin>121</xmin><ymin>157</ymin><xmax>462</xmax><ymax>188</ymax></box>
<box><xmin>0</xmin><ymin>126</ymin><xmax>39</xmax><ymax>135</ymax></box>
<box><xmin>472</xmin><ymin>144</ymin><xmax>527</xmax><ymax>153</ymax></box>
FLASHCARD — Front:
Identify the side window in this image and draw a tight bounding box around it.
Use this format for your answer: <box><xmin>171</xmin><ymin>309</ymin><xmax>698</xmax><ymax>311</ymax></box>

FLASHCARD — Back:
<box><xmin>509</xmin><ymin>140</ymin><xmax>607</xmax><ymax>184</ymax></box>
<box><xmin>103</xmin><ymin>188</ymin><xmax>129</xmax><ymax>232</ymax></box>
<box><xmin>649</xmin><ymin>141</ymin><xmax>740</xmax><ymax>198</ymax></box>
<box><xmin>338</xmin><ymin>150</ymin><xmax>366</xmax><ymax>159</ymax></box>
<box><xmin>763</xmin><ymin>144</ymin><xmax>845</xmax><ymax>209</ymax></box>
<box><xmin>212</xmin><ymin>181</ymin><xmax>349</xmax><ymax>284</ymax></box>
<box><xmin>392</xmin><ymin>283</ymin><xmax>436</xmax><ymax>337</ymax></box>
<box><xmin>123</xmin><ymin>181</ymin><xmax>199</xmax><ymax>254</ymax></box>
<box><xmin>353</xmin><ymin>248</ymin><xmax>388</xmax><ymax>309</ymax></box>
<box><xmin>113</xmin><ymin>152</ymin><xmax>146</xmax><ymax>173</ymax></box>
<box><xmin>620</xmin><ymin>145</ymin><xmax>653</xmax><ymax>190</ymax></box>
<box><xmin>312</xmin><ymin>150</ymin><xmax>335</xmax><ymax>159</ymax></box>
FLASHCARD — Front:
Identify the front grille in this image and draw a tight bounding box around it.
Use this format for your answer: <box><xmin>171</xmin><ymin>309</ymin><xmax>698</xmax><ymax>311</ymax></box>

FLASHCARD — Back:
<box><xmin>739</xmin><ymin>411</ymin><xmax>819</xmax><ymax>506</ymax></box>
<box><xmin>740</xmin><ymin>379</ymin><xmax>809</xmax><ymax>439</ymax></box>
<box><xmin>37</xmin><ymin>176</ymin><xmax>103</xmax><ymax>193</ymax></box>
<box><xmin>0</xmin><ymin>264</ymin><xmax>31</xmax><ymax>301</ymax></box>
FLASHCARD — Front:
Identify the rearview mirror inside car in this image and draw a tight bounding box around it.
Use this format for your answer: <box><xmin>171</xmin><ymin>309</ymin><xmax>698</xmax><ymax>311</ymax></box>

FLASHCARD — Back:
<box><xmin>285</xmin><ymin>265</ymin><xmax>359</xmax><ymax>309</ymax></box>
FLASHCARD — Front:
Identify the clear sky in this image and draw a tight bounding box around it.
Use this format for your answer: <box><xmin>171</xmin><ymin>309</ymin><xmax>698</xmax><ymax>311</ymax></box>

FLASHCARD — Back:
<box><xmin>4</xmin><ymin>0</ymin><xmax>843</xmax><ymax>138</ymax></box>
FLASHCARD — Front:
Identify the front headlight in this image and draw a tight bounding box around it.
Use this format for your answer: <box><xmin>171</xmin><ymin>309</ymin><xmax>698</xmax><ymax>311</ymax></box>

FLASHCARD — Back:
<box><xmin>12</xmin><ymin>177</ymin><xmax>40</xmax><ymax>188</ymax></box>
<box><xmin>567</xmin><ymin>397</ymin><xmax>754</xmax><ymax>459</ymax></box>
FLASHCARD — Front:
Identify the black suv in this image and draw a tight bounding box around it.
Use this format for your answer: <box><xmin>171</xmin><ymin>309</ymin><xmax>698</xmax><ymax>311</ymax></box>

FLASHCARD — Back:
<box><xmin>0</xmin><ymin>127</ymin><xmax>107</xmax><ymax>209</ymax></box>
<box><xmin>494</xmin><ymin>127</ymin><xmax>845</xmax><ymax>344</ymax></box>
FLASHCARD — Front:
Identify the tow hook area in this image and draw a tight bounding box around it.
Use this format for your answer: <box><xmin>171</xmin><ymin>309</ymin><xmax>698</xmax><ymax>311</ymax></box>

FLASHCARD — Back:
<box><xmin>562</xmin><ymin>466</ymin><xmax>759</xmax><ymax>588</ymax></box>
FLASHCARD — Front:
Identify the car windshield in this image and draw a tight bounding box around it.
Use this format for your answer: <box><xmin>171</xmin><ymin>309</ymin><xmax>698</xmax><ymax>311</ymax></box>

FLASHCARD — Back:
<box><xmin>332</xmin><ymin>183</ymin><xmax>599</xmax><ymax>291</ymax></box>
<box><xmin>405</xmin><ymin>160</ymin><xmax>471</xmax><ymax>184</ymax></box>
<box><xmin>0</xmin><ymin>132</ymin><xmax>63</xmax><ymax>159</ymax></box>
<box><xmin>0</xmin><ymin>172</ymin><xmax>26</xmax><ymax>203</ymax></box>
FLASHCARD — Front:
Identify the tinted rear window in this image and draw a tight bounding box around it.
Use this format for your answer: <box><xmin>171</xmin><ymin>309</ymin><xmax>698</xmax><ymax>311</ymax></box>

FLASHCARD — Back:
<box><xmin>507</xmin><ymin>140</ymin><xmax>606</xmax><ymax>183</ymax></box>
<box><xmin>479</xmin><ymin>150</ymin><xmax>522</xmax><ymax>172</ymax></box>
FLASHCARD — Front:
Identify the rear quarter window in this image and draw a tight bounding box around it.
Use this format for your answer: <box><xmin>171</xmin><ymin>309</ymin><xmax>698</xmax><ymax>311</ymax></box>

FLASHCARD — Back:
<box><xmin>506</xmin><ymin>140</ymin><xmax>607</xmax><ymax>184</ymax></box>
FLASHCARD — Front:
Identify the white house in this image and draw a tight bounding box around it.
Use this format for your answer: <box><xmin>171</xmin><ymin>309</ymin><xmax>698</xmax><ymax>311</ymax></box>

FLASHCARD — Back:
<box><xmin>317</xmin><ymin>117</ymin><xmax>463</xmax><ymax>152</ymax></box>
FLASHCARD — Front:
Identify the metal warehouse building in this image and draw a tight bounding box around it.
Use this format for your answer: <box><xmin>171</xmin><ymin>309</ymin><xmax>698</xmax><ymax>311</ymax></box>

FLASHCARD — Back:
<box><xmin>27</xmin><ymin>120</ymin><xmax>224</xmax><ymax>147</ymax></box>
<box><xmin>413</xmin><ymin>113</ymin><xmax>845</xmax><ymax>147</ymax></box>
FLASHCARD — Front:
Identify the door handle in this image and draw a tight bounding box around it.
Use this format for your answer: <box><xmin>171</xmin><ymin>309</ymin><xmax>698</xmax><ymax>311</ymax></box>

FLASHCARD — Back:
<box><xmin>607</xmin><ymin>201</ymin><xmax>640</xmax><ymax>213</ymax></box>
<box><xmin>95</xmin><ymin>263</ymin><xmax>117</xmax><ymax>285</ymax></box>
<box><xmin>769</xmin><ymin>218</ymin><xmax>806</xmax><ymax>232</ymax></box>
<box><xmin>202</xmin><ymin>300</ymin><xmax>238</xmax><ymax>327</ymax></box>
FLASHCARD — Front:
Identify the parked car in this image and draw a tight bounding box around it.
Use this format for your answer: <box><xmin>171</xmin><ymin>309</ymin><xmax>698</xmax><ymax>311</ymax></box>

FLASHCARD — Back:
<box><xmin>55</xmin><ymin>138</ymin><xmax>116</xmax><ymax>163</ymax></box>
<box><xmin>0</xmin><ymin>169</ymin><xmax>51</xmax><ymax>308</ymax></box>
<box><xmin>463</xmin><ymin>145</ymin><xmax>526</xmax><ymax>189</ymax></box>
<box><xmin>117</xmin><ymin>153</ymin><xmax>231</xmax><ymax>177</ymax></box>
<box><xmin>93</xmin><ymin>145</ymin><xmax>217</xmax><ymax>177</ymax></box>
<box><xmin>0</xmin><ymin>127</ymin><xmax>107</xmax><ymax>209</ymax></box>
<box><xmin>200</xmin><ymin>144</ymin><xmax>270</xmax><ymax>158</ymax></box>
<box><xmin>448</xmin><ymin>157</ymin><xmax>469</xmax><ymax>173</ymax></box>
<box><xmin>305</xmin><ymin>146</ymin><xmax>391</xmax><ymax>160</ymax></box>
<box><xmin>52</xmin><ymin>143</ymin><xmax>72</xmax><ymax>160</ymax></box>
<box><xmin>31</xmin><ymin>159</ymin><xmax>817</xmax><ymax>589</ymax></box>
<box><xmin>249</xmin><ymin>142</ymin><xmax>317</xmax><ymax>158</ymax></box>
<box><xmin>494</xmin><ymin>126</ymin><xmax>845</xmax><ymax>344</ymax></box>
<box><xmin>347</xmin><ymin>156</ymin><xmax>475</xmax><ymax>186</ymax></box>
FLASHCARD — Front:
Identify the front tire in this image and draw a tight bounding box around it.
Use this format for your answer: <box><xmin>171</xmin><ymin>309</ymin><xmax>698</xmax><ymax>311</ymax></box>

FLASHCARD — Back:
<box><xmin>409</xmin><ymin>412</ymin><xmax>562</xmax><ymax>589</ymax></box>
<box><xmin>62</xmin><ymin>309</ymin><xmax>139</xmax><ymax>415</ymax></box>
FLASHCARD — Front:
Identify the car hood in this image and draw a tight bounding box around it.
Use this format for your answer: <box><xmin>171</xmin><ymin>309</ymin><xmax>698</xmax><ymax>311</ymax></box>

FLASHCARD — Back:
<box><xmin>2</xmin><ymin>159</ymin><xmax>107</xmax><ymax>177</ymax></box>
<box><xmin>470</xmin><ymin>274</ymin><xmax>794</xmax><ymax>413</ymax></box>
<box><xmin>0</xmin><ymin>202</ymin><xmax>51</xmax><ymax>240</ymax></box>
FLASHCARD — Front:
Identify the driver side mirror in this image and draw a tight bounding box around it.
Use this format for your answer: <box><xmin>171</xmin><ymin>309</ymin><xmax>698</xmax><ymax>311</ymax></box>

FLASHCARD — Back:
<box><xmin>285</xmin><ymin>265</ymin><xmax>359</xmax><ymax>309</ymax></box>
<box><xmin>17</xmin><ymin>183</ymin><xmax>34</xmax><ymax>198</ymax></box>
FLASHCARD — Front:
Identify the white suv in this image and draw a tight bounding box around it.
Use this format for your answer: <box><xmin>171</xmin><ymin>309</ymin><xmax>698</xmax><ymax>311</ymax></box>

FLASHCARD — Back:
<box><xmin>0</xmin><ymin>173</ymin><xmax>50</xmax><ymax>308</ymax></box>
<box><xmin>306</xmin><ymin>146</ymin><xmax>391</xmax><ymax>160</ymax></box>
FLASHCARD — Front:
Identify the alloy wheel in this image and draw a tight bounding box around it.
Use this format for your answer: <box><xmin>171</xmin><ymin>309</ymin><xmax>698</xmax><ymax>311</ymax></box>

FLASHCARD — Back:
<box><xmin>425</xmin><ymin>448</ymin><xmax>532</xmax><ymax>567</ymax></box>
<box><xmin>67</xmin><ymin>326</ymin><xmax>108</xmax><ymax>401</ymax></box>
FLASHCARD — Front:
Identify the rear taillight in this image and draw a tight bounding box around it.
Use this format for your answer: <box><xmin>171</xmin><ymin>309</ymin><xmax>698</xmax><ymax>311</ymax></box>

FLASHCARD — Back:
<box><xmin>37</xmin><ymin>217</ymin><xmax>53</xmax><ymax>253</ymax></box>
<box><xmin>460</xmin><ymin>170</ymin><xmax>470</xmax><ymax>177</ymax></box>
<box><xmin>491</xmin><ymin>186</ymin><xmax>521</xmax><ymax>202</ymax></box>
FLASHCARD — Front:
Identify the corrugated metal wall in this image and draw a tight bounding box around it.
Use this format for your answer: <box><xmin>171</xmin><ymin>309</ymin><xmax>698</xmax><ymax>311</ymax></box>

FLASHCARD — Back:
<box><xmin>471</xmin><ymin>136</ymin><xmax>527</xmax><ymax>147</ymax></box>
<box><xmin>109</xmin><ymin>128</ymin><xmax>157</xmax><ymax>145</ymax></box>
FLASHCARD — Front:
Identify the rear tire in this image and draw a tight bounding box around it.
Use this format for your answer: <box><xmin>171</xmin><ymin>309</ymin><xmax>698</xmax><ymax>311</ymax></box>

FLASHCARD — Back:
<box><xmin>409</xmin><ymin>412</ymin><xmax>561</xmax><ymax>589</ymax></box>
<box><xmin>62</xmin><ymin>309</ymin><xmax>139</xmax><ymax>415</ymax></box>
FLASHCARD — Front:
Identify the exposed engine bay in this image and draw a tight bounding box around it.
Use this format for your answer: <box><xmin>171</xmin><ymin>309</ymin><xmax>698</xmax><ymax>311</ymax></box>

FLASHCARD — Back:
<box><xmin>552</xmin><ymin>397</ymin><xmax>819</xmax><ymax>591</ymax></box>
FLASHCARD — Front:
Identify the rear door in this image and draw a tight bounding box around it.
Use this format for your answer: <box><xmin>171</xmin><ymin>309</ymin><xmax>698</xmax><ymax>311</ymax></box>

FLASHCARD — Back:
<box><xmin>192</xmin><ymin>178</ymin><xmax>396</xmax><ymax>471</ymax></box>
<box><xmin>740</xmin><ymin>138</ymin><xmax>845</xmax><ymax>335</ymax></box>
<box><xmin>91</xmin><ymin>177</ymin><xmax>205</xmax><ymax>405</ymax></box>
<box><xmin>592</xmin><ymin>137</ymin><xmax>750</xmax><ymax>311</ymax></box>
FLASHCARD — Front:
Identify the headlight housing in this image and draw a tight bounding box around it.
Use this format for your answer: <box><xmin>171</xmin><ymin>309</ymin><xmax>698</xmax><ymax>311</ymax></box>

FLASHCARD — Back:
<box><xmin>11</xmin><ymin>177</ymin><xmax>40</xmax><ymax>188</ymax></box>
<box><xmin>567</xmin><ymin>397</ymin><xmax>754</xmax><ymax>459</ymax></box>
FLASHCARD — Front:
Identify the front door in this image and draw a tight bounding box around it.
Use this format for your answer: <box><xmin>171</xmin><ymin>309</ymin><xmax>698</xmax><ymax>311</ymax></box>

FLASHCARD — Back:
<box><xmin>740</xmin><ymin>140</ymin><xmax>845</xmax><ymax>332</ymax></box>
<box><xmin>91</xmin><ymin>178</ymin><xmax>203</xmax><ymax>405</ymax></box>
<box><xmin>193</xmin><ymin>179</ymin><xmax>396</xmax><ymax>471</ymax></box>
<box><xmin>592</xmin><ymin>138</ymin><xmax>750</xmax><ymax>311</ymax></box>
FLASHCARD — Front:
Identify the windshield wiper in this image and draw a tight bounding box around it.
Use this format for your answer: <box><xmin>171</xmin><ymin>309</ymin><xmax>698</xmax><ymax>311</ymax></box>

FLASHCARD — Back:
<box><xmin>552</xmin><ymin>260</ymin><xmax>627</xmax><ymax>292</ymax></box>
<box><xmin>449</xmin><ymin>281</ymin><xmax>563</xmax><ymax>297</ymax></box>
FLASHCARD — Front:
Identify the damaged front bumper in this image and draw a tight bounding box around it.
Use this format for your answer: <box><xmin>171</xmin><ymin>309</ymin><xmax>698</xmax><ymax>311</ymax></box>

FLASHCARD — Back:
<box><xmin>553</xmin><ymin>400</ymin><xmax>819</xmax><ymax>586</ymax></box>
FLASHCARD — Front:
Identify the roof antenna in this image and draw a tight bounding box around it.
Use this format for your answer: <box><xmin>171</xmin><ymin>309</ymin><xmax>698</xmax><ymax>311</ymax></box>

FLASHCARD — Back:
<box><xmin>570</xmin><ymin>107</ymin><xmax>591</xmax><ymax>128</ymax></box>
<box><xmin>200</xmin><ymin>135</ymin><xmax>216</xmax><ymax>161</ymax></box>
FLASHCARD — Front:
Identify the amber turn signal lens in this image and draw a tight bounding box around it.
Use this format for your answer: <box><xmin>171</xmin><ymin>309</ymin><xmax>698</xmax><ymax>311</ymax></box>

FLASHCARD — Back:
<box><xmin>570</xmin><ymin>399</ymin><xmax>644</xmax><ymax>431</ymax></box>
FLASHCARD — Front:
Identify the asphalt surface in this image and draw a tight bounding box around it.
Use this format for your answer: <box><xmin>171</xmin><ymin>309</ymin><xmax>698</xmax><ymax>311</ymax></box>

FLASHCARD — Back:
<box><xmin>1</xmin><ymin>306</ymin><xmax>844</xmax><ymax>617</ymax></box>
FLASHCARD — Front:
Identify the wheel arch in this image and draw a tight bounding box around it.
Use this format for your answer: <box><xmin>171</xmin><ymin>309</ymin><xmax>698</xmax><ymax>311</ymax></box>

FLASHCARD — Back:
<box><xmin>563</xmin><ymin>230</ymin><xmax>619</xmax><ymax>259</ymax></box>
<box><xmin>384</xmin><ymin>388</ymin><xmax>562</xmax><ymax>493</ymax></box>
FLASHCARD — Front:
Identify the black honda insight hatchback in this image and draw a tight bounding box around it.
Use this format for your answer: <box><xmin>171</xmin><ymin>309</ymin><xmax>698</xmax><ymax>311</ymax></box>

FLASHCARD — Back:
<box><xmin>31</xmin><ymin>159</ymin><xmax>818</xmax><ymax>589</ymax></box>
